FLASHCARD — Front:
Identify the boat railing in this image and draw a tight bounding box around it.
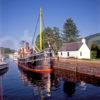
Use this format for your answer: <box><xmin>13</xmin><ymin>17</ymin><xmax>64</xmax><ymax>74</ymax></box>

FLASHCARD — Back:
<box><xmin>18</xmin><ymin>49</ymin><xmax>54</xmax><ymax>67</ymax></box>
<box><xmin>19</xmin><ymin>51</ymin><xmax>52</xmax><ymax>59</ymax></box>
<box><xmin>31</xmin><ymin>52</ymin><xmax>52</xmax><ymax>56</ymax></box>
<box><xmin>26</xmin><ymin>57</ymin><xmax>53</xmax><ymax>62</ymax></box>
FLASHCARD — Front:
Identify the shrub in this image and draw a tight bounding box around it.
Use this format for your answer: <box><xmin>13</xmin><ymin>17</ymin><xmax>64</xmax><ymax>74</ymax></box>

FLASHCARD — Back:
<box><xmin>91</xmin><ymin>50</ymin><xmax>97</xmax><ymax>59</ymax></box>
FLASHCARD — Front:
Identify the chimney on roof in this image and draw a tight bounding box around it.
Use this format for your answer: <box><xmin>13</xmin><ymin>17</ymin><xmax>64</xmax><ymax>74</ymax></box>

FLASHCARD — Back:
<box><xmin>81</xmin><ymin>38</ymin><xmax>86</xmax><ymax>44</ymax></box>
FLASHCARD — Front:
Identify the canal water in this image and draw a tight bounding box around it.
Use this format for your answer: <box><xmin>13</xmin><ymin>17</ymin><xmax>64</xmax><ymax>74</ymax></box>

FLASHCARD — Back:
<box><xmin>0</xmin><ymin>59</ymin><xmax>100</xmax><ymax>100</ymax></box>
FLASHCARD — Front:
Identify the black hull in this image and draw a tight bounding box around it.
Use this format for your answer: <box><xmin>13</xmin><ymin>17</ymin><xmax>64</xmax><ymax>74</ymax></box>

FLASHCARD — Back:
<box><xmin>0</xmin><ymin>66</ymin><xmax>8</xmax><ymax>76</ymax></box>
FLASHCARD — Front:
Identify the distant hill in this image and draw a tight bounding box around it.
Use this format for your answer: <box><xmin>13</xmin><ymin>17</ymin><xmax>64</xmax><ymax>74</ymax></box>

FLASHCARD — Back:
<box><xmin>0</xmin><ymin>47</ymin><xmax>15</xmax><ymax>54</ymax></box>
<box><xmin>85</xmin><ymin>33</ymin><xmax>100</xmax><ymax>49</ymax></box>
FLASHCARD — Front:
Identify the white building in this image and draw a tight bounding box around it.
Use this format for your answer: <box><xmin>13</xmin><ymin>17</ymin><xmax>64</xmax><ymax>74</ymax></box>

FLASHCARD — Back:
<box><xmin>58</xmin><ymin>38</ymin><xmax>90</xmax><ymax>59</ymax></box>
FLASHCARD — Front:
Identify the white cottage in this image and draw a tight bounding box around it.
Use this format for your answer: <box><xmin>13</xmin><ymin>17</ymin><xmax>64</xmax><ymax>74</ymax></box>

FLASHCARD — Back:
<box><xmin>58</xmin><ymin>38</ymin><xmax>90</xmax><ymax>59</ymax></box>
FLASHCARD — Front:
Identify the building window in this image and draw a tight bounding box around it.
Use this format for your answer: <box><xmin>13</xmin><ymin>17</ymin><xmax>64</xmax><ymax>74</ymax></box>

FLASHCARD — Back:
<box><xmin>67</xmin><ymin>52</ymin><xmax>69</xmax><ymax>56</ymax></box>
<box><xmin>80</xmin><ymin>52</ymin><xmax>82</xmax><ymax>56</ymax></box>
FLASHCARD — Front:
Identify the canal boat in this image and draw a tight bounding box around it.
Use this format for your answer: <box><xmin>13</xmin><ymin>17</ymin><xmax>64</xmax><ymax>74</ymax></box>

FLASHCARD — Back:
<box><xmin>0</xmin><ymin>50</ymin><xmax>8</xmax><ymax>75</ymax></box>
<box><xmin>18</xmin><ymin>50</ymin><xmax>54</xmax><ymax>73</ymax></box>
<box><xmin>18</xmin><ymin>8</ymin><xmax>54</xmax><ymax>74</ymax></box>
<box><xmin>0</xmin><ymin>62</ymin><xmax>8</xmax><ymax>75</ymax></box>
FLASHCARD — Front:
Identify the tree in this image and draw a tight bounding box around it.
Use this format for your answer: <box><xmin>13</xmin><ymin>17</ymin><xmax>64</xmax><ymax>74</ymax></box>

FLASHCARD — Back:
<box><xmin>63</xmin><ymin>18</ymin><xmax>79</xmax><ymax>42</ymax></box>
<box><xmin>0</xmin><ymin>47</ymin><xmax>15</xmax><ymax>55</ymax></box>
<box><xmin>53</xmin><ymin>27</ymin><xmax>62</xmax><ymax>54</ymax></box>
<box><xmin>35</xmin><ymin>27</ymin><xmax>54</xmax><ymax>51</ymax></box>
<box><xmin>35</xmin><ymin>27</ymin><xmax>62</xmax><ymax>54</ymax></box>
<box><xmin>91</xmin><ymin>44</ymin><xmax>100</xmax><ymax>59</ymax></box>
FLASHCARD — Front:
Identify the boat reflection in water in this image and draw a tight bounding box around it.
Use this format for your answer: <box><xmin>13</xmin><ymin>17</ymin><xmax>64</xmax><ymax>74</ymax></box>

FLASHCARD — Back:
<box><xmin>19</xmin><ymin>68</ymin><xmax>60</xmax><ymax>99</ymax></box>
<box><xmin>18</xmin><ymin>67</ymin><xmax>100</xmax><ymax>99</ymax></box>
<box><xmin>0</xmin><ymin>65</ymin><xmax>8</xmax><ymax>100</ymax></box>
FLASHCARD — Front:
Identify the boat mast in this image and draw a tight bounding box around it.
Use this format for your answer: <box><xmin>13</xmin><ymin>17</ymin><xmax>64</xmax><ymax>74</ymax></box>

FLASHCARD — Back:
<box><xmin>40</xmin><ymin>8</ymin><xmax>42</xmax><ymax>51</ymax></box>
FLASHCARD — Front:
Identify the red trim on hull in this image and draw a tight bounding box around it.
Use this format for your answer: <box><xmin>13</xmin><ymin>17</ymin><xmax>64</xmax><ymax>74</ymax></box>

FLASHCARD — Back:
<box><xmin>18</xmin><ymin>64</ymin><xmax>53</xmax><ymax>73</ymax></box>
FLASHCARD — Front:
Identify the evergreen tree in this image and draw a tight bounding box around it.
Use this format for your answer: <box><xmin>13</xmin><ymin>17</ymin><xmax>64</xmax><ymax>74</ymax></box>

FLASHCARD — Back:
<box><xmin>91</xmin><ymin>44</ymin><xmax>100</xmax><ymax>59</ymax></box>
<box><xmin>63</xmin><ymin>18</ymin><xmax>79</xmax><ymax>42</ymax></box>
<box><xmin>53</xmin><ymin>27</ymin><xmax>62</xmax><ymax>54</ymax></box>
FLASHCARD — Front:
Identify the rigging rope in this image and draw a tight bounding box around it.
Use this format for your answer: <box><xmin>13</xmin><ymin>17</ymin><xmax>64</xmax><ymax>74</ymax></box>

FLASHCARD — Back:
<box><xmin>32</xmin><ymin>9</ymin><xmax>48</xmax><ymax>51</ymax></box>
<box><xmin>42</xmin><ymin>14</ymin><xmax>46</xmax><ymax>29</ymax></box>
<box><xmin>42</xmin><ymin>14</ymin><xmax>48</xmax><ymax>49</ymax></box>
<box><xmin>32</xmin><ymin>13</ymin><xmax>40</xmax><ymax>50</ymax></box>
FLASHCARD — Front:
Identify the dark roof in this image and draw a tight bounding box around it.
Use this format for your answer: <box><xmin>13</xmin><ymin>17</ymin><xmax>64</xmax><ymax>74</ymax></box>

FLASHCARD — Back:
<box><xmin>59</xmin><ymin>42</ymin><xmax>83</xmax><ymax>51</ymax></box>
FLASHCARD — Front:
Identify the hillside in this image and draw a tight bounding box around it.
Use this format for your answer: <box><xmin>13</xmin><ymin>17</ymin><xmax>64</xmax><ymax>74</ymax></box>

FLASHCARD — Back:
<box><xmin>0</xmin><ymin>47</ymin><xmax>15</xmax><ymax>55</ymax></box>
<box><xmin>86</xmin><ymin>33</ymin><xmax>100</xmax><ymax>49</ymax></box>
